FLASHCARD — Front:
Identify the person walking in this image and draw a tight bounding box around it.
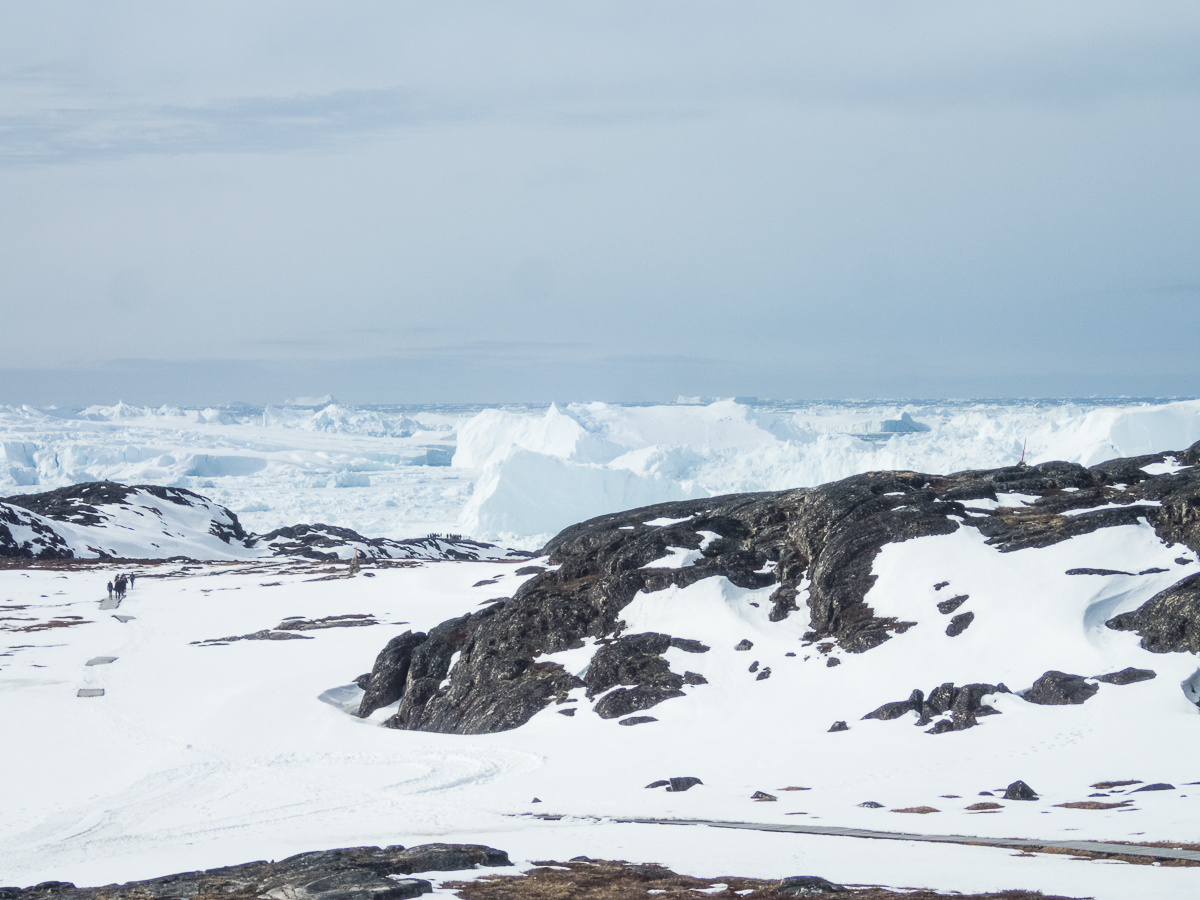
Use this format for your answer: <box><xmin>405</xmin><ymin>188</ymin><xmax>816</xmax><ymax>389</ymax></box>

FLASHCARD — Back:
<box><xmin>129</xmin><ymin>572</ymin><xmax>136</xmax><ymax>589</ymax></box>
<box><xmin>106</xmin><ymin>580</ymin><xmax>113</xmax><ymax>600</ymax></box>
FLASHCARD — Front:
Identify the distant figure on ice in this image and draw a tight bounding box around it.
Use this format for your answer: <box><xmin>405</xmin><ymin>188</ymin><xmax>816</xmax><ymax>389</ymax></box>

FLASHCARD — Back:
<box><xmin>114</xmin><ymin>575</ymin><xmax>127</xmax><ymax>599</ymax></box>
<box><xmin>106</xmin><ymin>580</ymin><xmax>113</xmax><ymax>600</ymax></box>
<box><xmin>128</xmin><ymin>572</ymin><xmax>136</xmax><ymax>589</ymax></box>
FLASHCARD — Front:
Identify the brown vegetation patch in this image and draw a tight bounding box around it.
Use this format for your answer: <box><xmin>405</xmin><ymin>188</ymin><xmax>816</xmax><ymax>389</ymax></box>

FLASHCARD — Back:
<box><xmin>1029</xmin><ymin>846</ymin><xmax>1200</xmax><ymax>867</ymax></box>
<box><xmin>442</xmin><ymin>859</ymin><xmax>1081</xmax><ymax>899</ymax></box>
<box><xmin>891</xmin><ymin>806</ymin><xmax>940</xmax><ymax>814</ymax></box>
<box><xmin>7</xmin><ymin>618</ymin><xmax>92</xmax><ymax>633</ymax></box>
<box><xmin>777</xmin><ymin>786</ymin><xmax>811</xmax><ymax>791</ymax></box>
<box><xmin>1091</xmin><ymin>780</ymin><xmax>1141</xmax><ymax>789</ymax></box>
<box><xmin>966</xmin><ymin>802</ymin><xmax>1003</xmax><ymax>811</ymax></box>
<box><xmin>1054</xmin><ymin>800</ymin><xmax>1133</xmax><ymax>810</ymax></box>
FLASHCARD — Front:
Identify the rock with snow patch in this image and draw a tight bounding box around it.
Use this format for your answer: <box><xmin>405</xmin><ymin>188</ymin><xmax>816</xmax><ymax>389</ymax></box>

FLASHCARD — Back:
<box><xmin>776</xmin><ymin>875</ymin><xmax>848</xmax><ymax>896</ymax></box>
<box><xmin>1106</xmin><ymin>574</ymin><xmax>1200</xmax><ymax>654</ymax></box>
<box><xmin>1023</xmin><ymin>671</ymin><xmax>1099</xmax><ymax>706</ymax></box>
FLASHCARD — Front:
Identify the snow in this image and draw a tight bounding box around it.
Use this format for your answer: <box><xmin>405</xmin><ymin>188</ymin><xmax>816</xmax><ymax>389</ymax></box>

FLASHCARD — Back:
<box><xmin>2</xmin><ymin>517</ymin><xmax>1200</xmax><ymax>898</ymax></box>
<box><xmin>4</xmin><ymin>397</ymin><xmax>1199</xmax><ymax>547</ymax></box>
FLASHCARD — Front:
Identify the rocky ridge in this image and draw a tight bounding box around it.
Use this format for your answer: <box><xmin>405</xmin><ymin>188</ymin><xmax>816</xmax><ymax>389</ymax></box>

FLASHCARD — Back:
<box><xmin>354</xmin><ymin>441</ymin><xmax>1200</xmax><ymax>734</ymax></box>
<box><xmin>0</xmin><ymin>482</ymin><xmax>521</xmax><ymax>562</ymax></box>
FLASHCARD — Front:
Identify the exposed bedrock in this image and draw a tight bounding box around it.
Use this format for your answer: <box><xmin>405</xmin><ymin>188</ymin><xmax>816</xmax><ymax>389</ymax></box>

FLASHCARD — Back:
<box><xmin>862</xmin><ymin>683</ymin><xmax>1007</xmax><ymax>734</ymax></box>
<box><xmin>0</xmin><ymin>843</ymin><xmax>510</xmax><ymax>900</ymax></box>
<box><xmin>355</xmin><ymin>441</ymin><xmax>1200</xmax><ymax>735</ymax></box>
<box><xmin>1106</xmin><ymin>573</ymin><xmax>1200</xmax><ymax>654</ymax></box>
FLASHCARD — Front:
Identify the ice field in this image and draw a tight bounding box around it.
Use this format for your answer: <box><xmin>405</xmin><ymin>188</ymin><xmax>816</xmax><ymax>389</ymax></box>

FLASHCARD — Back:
<box><xmin>3</xmin><ymin>397</ymin><xmax>1200</xmax><ymax>547</ymax></box>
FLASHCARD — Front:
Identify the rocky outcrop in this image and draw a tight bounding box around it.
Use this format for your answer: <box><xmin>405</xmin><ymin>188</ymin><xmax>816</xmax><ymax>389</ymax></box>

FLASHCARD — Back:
<box><xmin>1022</xmin><ymin>671</ymin><xmax>1099</xmax><ymax>705</ymax></box>
<box><xmin>356</xmin><ymin>441</ymin><xmax>1200</xmax><ymax>736</ymax></box>
<box><xmin>1106</xmin><ymin>574</ymin><xmax>1200</xmax><ymax>654</ymax></box>
<box><xmin>862</xmin><ymin>682</ymin><xmax>1007</xmax><ymax>733</ymax></box>
<box><xmin>0</xmin><ymin>843</ymin><xmax>510</xmax><ymax>900</ymax></box>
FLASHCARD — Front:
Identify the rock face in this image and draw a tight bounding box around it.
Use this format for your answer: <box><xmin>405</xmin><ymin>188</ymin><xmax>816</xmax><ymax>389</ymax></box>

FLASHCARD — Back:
<box><xmin>1107</xmin><ymin>574</ymin><xmax>1200</xmax><ymax>654</ymax></box>
<box><xmin>353</xmin><ymin>441</ymin><xmax>1200</xmax><ymax>736</ymax></box>
<box><xmin>0</xmin><ymin>843</ymin><xmax>509</xmax><ymax>900</ymax></box>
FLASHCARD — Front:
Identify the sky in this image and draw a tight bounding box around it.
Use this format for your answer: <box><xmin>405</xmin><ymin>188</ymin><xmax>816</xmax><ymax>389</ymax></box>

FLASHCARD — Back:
<box><xmin>1</xmin><ymin>1</ymin><xmax>1199</xmax><ymax>406</ymax></box>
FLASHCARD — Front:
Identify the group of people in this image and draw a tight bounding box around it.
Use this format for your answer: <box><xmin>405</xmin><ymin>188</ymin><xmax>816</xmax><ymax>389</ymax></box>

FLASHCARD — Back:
<box><xmin>106</xmin><ymin>573</ymin><xmax>135</xmax><ymax>600</ymax></box>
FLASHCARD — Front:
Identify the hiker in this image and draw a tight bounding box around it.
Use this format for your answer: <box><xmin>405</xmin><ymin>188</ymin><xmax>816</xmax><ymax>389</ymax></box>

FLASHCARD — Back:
<box><xmin>115</xmin><ymin>575</ymin><xmax>126</xmax><ymax>600</ymax></box>
<box><xmin>106</xmin><ymin>580</ymin><xmax>113</xmax><ymax>600</ymax></box>
<box><xmin>129</xmin><ymin>572</ymin><xmax>136</xmax><ymax>589</ymax></box>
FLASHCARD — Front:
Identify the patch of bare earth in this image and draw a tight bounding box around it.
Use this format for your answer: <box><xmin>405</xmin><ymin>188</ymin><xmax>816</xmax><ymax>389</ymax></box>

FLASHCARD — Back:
<box><xmin>1054</xmin><ymin>800</ymin><xmax>1132</xmax><ymax>810</ymax></box>
<box><xmin>1028</xmin><ymin>846</ymin><xmax>1199</xmax><ymax>867</ymax></box>
<box><xmin>891</xmin><ymin>806</ymin><xmax>939</xmax><ymax>814</ymax></box>
<box><xmin>442</xmin><ymin>859</ymin><xmax>1080</xmax><ymax>899</ymax></box>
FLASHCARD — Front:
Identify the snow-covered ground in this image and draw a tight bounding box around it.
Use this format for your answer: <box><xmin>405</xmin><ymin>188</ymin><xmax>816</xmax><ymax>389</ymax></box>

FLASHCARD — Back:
<box><xmin>2</xmin><ymin>536</ymin><xmax>1198</xmax><ymax>898</ymax></box>
<box><xmin>4</xmin><ymin>397</ymin><xmax>1200</xmax><ymax>548</ymax></box>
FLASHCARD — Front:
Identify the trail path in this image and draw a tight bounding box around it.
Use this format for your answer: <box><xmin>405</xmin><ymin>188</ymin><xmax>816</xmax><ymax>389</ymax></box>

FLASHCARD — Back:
<box><xmin>536</xmin><ymin>814</ymin><xmax>1200</xmax><ymax>864</ymax></box>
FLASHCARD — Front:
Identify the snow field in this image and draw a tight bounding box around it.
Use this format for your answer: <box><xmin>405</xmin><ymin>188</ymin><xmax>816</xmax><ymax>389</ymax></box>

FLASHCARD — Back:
<box><xmin>4</xmin><ymin>541</ymin><xmax>1200</xmax><ymax>899</ymax></box>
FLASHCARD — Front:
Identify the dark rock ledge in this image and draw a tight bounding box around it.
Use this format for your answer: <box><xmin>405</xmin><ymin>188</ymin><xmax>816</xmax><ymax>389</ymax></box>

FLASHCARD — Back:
<box><xmin>352</xmin><ymin>440</ymin><xmax>1200</xmax><ymax>735</ymax></box>
<box><xmin>0</xmin><ymin>843</ymin><xmax>510</xmax><ymax>900</ymax></box>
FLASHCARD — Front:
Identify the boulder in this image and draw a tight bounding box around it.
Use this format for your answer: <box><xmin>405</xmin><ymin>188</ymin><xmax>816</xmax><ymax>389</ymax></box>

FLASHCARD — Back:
<box><xmin>1004</xmin><ymin>780</ymin><xmax>1038</xmax><ymax>801</ymax></box>
<box><xmin>776</xmin><ymin>875</ymin><xmax>847</xmax><ymax>895</ymax></box>
<box><xmin>1094</xmin><ymin>667</ymin><xmax>1156</xmax><ymax>685</ymax></box>
<box><xmin>1023</xmin><ymin>671</ymin><xmax>1099</xmax><ymax>706</ymax></box>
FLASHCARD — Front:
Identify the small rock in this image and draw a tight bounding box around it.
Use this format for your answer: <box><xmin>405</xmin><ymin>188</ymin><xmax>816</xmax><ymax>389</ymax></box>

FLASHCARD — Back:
<box><xmin>735</xmin><ymin>639</ymin><xmax>754</xmax><ymax>651</ymax></box>
<box><xmin>785</xmin><ymin>651</ymin><xmax>796</xmax><ymax>657</ymax></box>
<box><xmin>826</xmin><ymin>658</ymin><xmax>841</xmax><ymax>668</ymax></box>
<box><xmin>978</xmin><ymin>791</ymin><xmax>994</xmax><ymax>796</ymax></box>
<box><xmin>1131</xmin><ymin>782</ymin><xmax>1175</xmax><ymax>792</ymax></box>
<box><xmin>1004</xmin><ymin>780</ymin><xmax>1038</xmax><ymax>801</ymax></box>
<box><xmin>752</xmin><ymin>791</ymin><xmax>777</xmax><ymax>801</ymax></box>
<box><xmin>531</xmin><ymin>798</ymin><xmax>541</xmax><ymax>803</ymax></box>
<box><xmin>1094</xmin><ymin>667</ymin><xmax>1157</xmax><ymax>685</ymax></box>
<box><xmin>749</xmin><ymin>661</ymin><xmax>760</xmax><ymax>672</ymax></box>
<box><xmin>1023</xmin><ymin>670</ymin><xmax>1099</xmax><ymax>705</ymax></box>
<box><xmin>683</xmin><ymin>671</ymin><xmax>708</xmax><ymax>685</ymax></box>
<box><xmin>645</xmin><ymin>780</ymin><xmax>670</xmax><ymax>789</ymax></box>
<box><xmin>557</xmin><ymin>708</ymin><xmax>576</xmax><ymax>716</ymax></box>
<box><xmin>619</xmin><ymin>716</ymin><xmax>658</xmax><ymax>726</ymax></box>
<box><xmin>945</xmin><ymin>612</ymin><xmax>974</xmax><ymax>637</ymax></box>
<box><xmin>624</xmin><ymin>865</ymin><xmax>671</xmax><ymax>880</ymax></box>
<box><xmin>857</xmin><ymin>801</ymin><xmax>884</xmax><ymax>808</ymax></box>
<box><xmin>966</xmin><ymin>802</ymin><xmax>1003</xmax><ymax>811</ymax></box>
<box><xmin>667</xmin><ymin>776</ymin><xmax>703</xmax><ymax>792</ymax></box>
<box><xmin>757</xmin><ymin>667</ymin><xmax>772</xmax><ymax>681</ymax></box>
<box><xmin>776</xmin><ymin>874</ymin><xmax>848</xmax><ymax>895</ymax></box>
<box><xmin>937</xmin><ymin>594</ymin><xmax>969</xmax><ymax>615</ymax></box>
<box><xmin>828</xmin><ymin>721</ymin><xmax>849</xmax><ymax>732</ymax></box>
<box><xmin>933</xmin><ymin>581</ymin><xmax>950</xmax><ymax>591</ymax></box>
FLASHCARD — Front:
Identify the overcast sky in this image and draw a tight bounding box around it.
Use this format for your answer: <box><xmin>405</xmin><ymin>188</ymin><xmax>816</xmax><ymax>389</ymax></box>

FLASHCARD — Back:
<box><xmin>2</xmin><ymin>1</ymin><xmax>1198</xmax><ymax>406</ymax></box>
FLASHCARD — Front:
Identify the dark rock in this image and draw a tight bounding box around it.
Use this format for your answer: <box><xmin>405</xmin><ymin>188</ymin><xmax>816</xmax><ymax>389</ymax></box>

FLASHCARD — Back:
<box><xmin>735</xmin><ymin>639</ymin><xmax>754</xmax><ymax>651</ymax></box>
<box><xmin>857</xmin><ymin>801</ymin><xmax>884</xmax><ymax>808</ymax></box>
<box><xmin>667</xmin><ymin>777</ymin><xmax>703</xmax><ymax>792</ymax></box>
<box><xmin>1023</xmin><ymin>671</ymin><xmax>1099</xmax><ymax>706</ymax></box>
<box><xmin>645</xmin><ymin>780</ymin><xmax>670</xmax><ymax>789</ymax></box>
<box><xmin>515</xmin><ymin>566</ymin><xmax>545</xmax><ymax>576</ymax></box>
<box><xmin>978</xmin><ymin>791</ymin><xmax>994</xmax><ymax>796</ymax></box>
<box><xmin>1139</xmin><ymin>567</ymin><xmax>1170</xmax><ymax>575</ymax></box>
<box><xmin>945</xmin><ymin>612</ymin><xmax>974</xmax><ymax>637</ymax></box>
<box><xmin>757</xmin><ymin>667</ymin><xmax>772</xmax><ymax>680</ymax></box>
<box><xmin>748</xmin><ymin>661</ymin><xmax>760</xmax><ymax>673</ymax></box>
<box><xmin>1107</xmin><ymin>574</ymin><xmax>1200</xmax><ymax>654</ymax></box>
<box><xmin>863</xmin><ymin>689</ymin><xmax>924</xmax><ymax>721</ymax></box>
<box><xmin>933</xmin><ymin>581</ymin><xmax>950</xmax><ymax>591</ymax></box>
<box><xmin>777</xmin><ymin>875</ymin><xmax>848</xmax><ymax>895</ymax></box>
<box><xmin>277</xmin><ymin>614</ymin><xmax>378</xmax><ymax>631</ymax></box>
<box><xmin>936</xmin><ymin>594</ymin><xmax>969</xmax><ymax>614</ymax></box>
<box><xmin>751</xmin><ymin>791</ymin><xmax>777</xmax><ymax>801</ymax></box>
<box><xmin>357</xmin><ymin>631</ymin><xmax>428</xmax><ymax>718</ymax></box>
<box><xmin>623</xmin><ymin>865</ymin><xmax>671</xmax><ymax>880</ymax></box>
<box><xmin>825</xmin><ymin>657</ymin><xmax>840</xmax><ymax>667</ymax></box>
<box><xmin>785</xmin><ymin>651</ymin><xmax>796</xmax><ymax>657</ymax></box>
<box><xmin>925</xmin><ymin>719</ymin><xmax>956</xmax><ymax>734</ymax></box>
<box><xmin>1004</xmin><ymin>780</ymin><xmax>1038</xmax><ymax>800</ymax></box>
<box><xmin>1066</xmin><ymin>568</ymin><xmax>1135</xmax><ymax>576</ymax></box>
<box><xmin>828</xmin><ymin>721</ymin><xmax>848</xmax><ymax>732</ymax></box>
<box><xmin>2</xmin><ymin>844</ymin><xmax>506</xmax><ymax>900</ymax></box>
<box><xmin>1131</xmin><ymin>782</ymin><xmax>1175</xmax><ymax>792</ymax></box>
<box><xmin>473</xmin><ymin>579</ymin><xmax>497</xmax><ymax>587</ymax></box>
<box><xmin>618</xmin><ymin>715</ymin><xmax>657</xmax><ymax>726</ymax></box>
<box><xmin>531</xmin><ymin>798</ymin><xmax>541</xmax><ymax>803</ymax></box>
<box><xmin>682</xmin><ymin>671</ymin><xmax>708</xmax><ymax>685</ymax></box>
<box><xmin>669</xmin><ymin>638</ymin><xmax>710</xmax><ymax>653</ymax></box>
<box><xmin>557</xmin><ymin>708</ymin><xmax>576</xmax><ymax>716</ymax></box>
<box><xmin>353</xmin><ymin>673</ymin><xmax>372</xmax><ymax>690</ymax></box>
<box><xmin>594</xmin><ymin>684</ymin><xmax>684</xmax><ymax>719</ymax></box>
<box><xmin>1094</xmin><ymin>667</ymin><xmax>1157</xmax><ymax>685</ymax></box>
